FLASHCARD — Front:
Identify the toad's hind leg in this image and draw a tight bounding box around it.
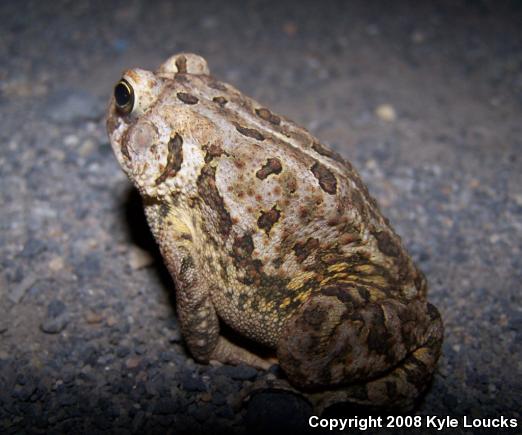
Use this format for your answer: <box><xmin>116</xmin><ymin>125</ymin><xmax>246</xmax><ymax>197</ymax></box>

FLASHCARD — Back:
<box><xmin>176</xmin><ymin>278</ymin><xmax>274</xmax><ymax>371</ymax></box>
<box><xmin>313</xmin><ymin>306</ymin><xmax>442</xmax><ymax>412</ymax></box>
<box><xmin>171</xmin><ymin>247</ymin><xmax>274</xmax><ymax>371</ymax></box>
<box><xmin>277</xmin><ymin>289</ymin><xmax>443</xmax><ymax>410</ymax></box>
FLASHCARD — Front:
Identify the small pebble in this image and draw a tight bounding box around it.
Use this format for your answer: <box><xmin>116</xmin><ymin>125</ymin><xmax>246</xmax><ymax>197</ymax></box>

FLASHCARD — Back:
<box><xmin>79</xmin><ymin>138</ymin><xmax>96</xmax><ymax>157</ymax></box>
<box><xmin>40</xmin><ymin>315</ymin><xmax>68</xmax><ymax>334</ymax></box>
<box><xmin>64</xmin><ymin>134</ymin><xmax>79</xmax><ymax>146</ymax></box>
<box><xmin>200</xmin><ymin>392</ymin><xmax>212</xmax><ymax>402</ymax></box>
<box><xmin>375</xmin><ymin>104</ymin><xmax>397</xmax><ymax>122</ymax></box>
<box><xmin>8</xmin><ymin>275</ymin><xmax>37</xmax><ymax>304</ymax></box>
<box><xmin>180</xmin><ymin>373</ymin><xmax>207</xmax><ymax>392</ymax></box>
<box><xmin>48</xmin><ymin>256</ymin><xmax>65</xmax><ymax>272</ymax></box>
<box><xmin>85</xmin><ymin>311</ymin><xmax>104</xmax><ymax>324</ymax></box>
<box><xmin>128</xmin><ymin>246</ymin><xmax>155</xmax><ymax>270</ymax></box>
<box><xmin>106</xmin><ymin>315</ymin><xmax>118</xmax><ymax>327</ymax></box>
<box><xmin>117</xmin><ymin>347</ymin><xmax>130</xmax><ymax>358</ymax></box>
<box><xmin>48</xmin><ymin>300</ymin><xmax>67</xmax><ymax>317</ymax></box>
<box><xmin>125</xmin><ymin>356</ymin><xmax>141</xmax><ymax>369</ymax></box>
<box><xmin>468</xmin><ymin>178</ymin><xmax>480</xmax><ymax>189</ymax></box>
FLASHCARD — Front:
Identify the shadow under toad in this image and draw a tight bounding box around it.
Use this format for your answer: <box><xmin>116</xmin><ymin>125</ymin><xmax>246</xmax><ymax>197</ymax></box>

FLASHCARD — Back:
<box><xmin>123</xmin><ymin>186</ymin><xmax>175</xmax><ymax>304</ymax></box>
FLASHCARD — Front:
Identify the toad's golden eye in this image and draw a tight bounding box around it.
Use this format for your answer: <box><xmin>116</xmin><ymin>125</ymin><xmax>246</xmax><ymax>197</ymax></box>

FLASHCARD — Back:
<box><xmin>114</xmin><ymin>79</ymin><xmax>134</xmax><ymax>114</ymax></box>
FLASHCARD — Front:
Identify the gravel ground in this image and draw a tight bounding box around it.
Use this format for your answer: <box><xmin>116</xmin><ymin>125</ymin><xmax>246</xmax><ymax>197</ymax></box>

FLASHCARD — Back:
<box><xmin>1</xmin><ymin>0</ymin><xmax>521</xmax><ymax>433</ymax></box>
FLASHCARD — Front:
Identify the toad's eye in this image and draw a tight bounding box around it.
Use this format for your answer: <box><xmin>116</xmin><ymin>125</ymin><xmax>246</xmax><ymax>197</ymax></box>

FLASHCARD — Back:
<box><xmin>114</xmin><ymin>79</ymin><xmax>134</xmax><ymax>114</ymax></box>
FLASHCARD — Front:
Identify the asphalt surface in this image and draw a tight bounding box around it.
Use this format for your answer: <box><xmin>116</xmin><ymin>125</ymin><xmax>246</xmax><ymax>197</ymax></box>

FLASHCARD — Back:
<box><xmin>1</xmin><ymin>0</ymin><xmax>521</xmax><ymax>433</ymax></box>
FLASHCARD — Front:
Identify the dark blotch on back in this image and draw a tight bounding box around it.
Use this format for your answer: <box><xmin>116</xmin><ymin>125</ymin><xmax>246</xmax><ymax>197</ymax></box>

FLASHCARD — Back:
<box><xmin>357</xmin><ymin>286</ymin><xmax>371</xmax><ymax>302</ymax></box>
<box><xmin>203</xmin><ymin>143</ymin><xmax>225</xmax><ymax>163</ymax></box>
<box><xmin>231</xmin><ymin>234</ymin><xmax>263</xmax><ymax>286</ymax></box>
<box><xmin>233</xmin><ymin>234</ymin><xmax>255</xmax><ymax>258</ymax></box>
<box><xmin>256</xmin><ymin>158</ymin><xmax>282</xmax><ymax>180</ymax></box>
<box><xmin>175</xmin><ymin>56</ymin><xmax>187</xmax><ymax>73</ymax></box>
<box><xmin>293</xmin><ymin>237</ymin><xmax>319</xmax><ymax>262</ymax></box>
<box><xmin>350</xmin><ymin>190</ymin><xmax>366</xmax><ymax>215</ymax></box>
<box><xmin>255</xmin><ymin>108</ymin><xmax>281</xmax><ymax>125</ymax></box>
<box><xmin>257</xmin><ymin>205</ymin><xmax>280</xmax><ymax>235</ymax></box>
<box><xmin>373</xmin><ymin>231</ymin><xmax>401</xmax><ymax>258</ymax></box>
<box><xmin>177</xmin><ymin>92</ymin><xmax>199</xmax><ymax>105</ymax></box>
<box><xmin>213</xmin><ymin>96</ymin><xmax>228</xmax><ymax>107</ymax></box>
<box><xmin>312</xmin><ymin>141</ymin><xmax>345</xmax><ymax>163</ymax></box>
<box><xmin>402</xmin><ymin>356</ymin><xmax>430</xmax><ymax>389</ymax></box>
<box><xmin>311</xmin><ymin>162</ymin><xmax>337</xmax><ymax>194</ymax></box>
<box><xmin>234</xmin><ymin>123</ymin><xmax>265</xmax><ymax>141</ymax></box>
<box><xmin>197</xmin><ymin>165</ymin><xmax>233</xmax><ymax>237</ymax></box>
<box><xmin>155</xmin><ymin>133</ymin><xmax>184</xmax><ymax>185</ymax></box>
<box><xmin>321</xmin><ymin>285</ymin><xmax>355</xmax><ymax>307</ymax></box>
<box><xmin>302</xmin><ymin>304</ymin><xmax>328</xmax><ymax>331</ymax></box>
<box><xmin>366</xmin><ymin>305</ymin><xmax>393</xmax><ymax>354</ymax></box>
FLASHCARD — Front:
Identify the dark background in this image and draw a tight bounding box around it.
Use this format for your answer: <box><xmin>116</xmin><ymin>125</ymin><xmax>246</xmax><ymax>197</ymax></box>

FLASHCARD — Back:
<box><xmin>1</xmin><ymin>0</ymin><xmax>521</xmax><ymax>433</ymax></box>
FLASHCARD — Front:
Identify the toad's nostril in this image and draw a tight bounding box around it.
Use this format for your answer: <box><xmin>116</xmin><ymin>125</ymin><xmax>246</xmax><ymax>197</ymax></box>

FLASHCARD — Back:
<box><xmin>114</xmin><ymin>79</ymin><xmax>134</xmax><ymax>113</ymax></box>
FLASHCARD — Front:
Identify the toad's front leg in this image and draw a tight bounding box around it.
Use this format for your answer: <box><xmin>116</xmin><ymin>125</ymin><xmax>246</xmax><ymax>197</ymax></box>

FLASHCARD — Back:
<box><xmin>161</xmin><ymin>238</ymin><xmax>273</xmax><ymax>370</ymax></box>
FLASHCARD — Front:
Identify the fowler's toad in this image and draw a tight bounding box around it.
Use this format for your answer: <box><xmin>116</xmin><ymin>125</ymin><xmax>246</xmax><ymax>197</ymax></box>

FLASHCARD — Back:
<box><xmin>107</xmin><ymin>53</ymin><xmax>443</xmax><ymax>411</ymax></box>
